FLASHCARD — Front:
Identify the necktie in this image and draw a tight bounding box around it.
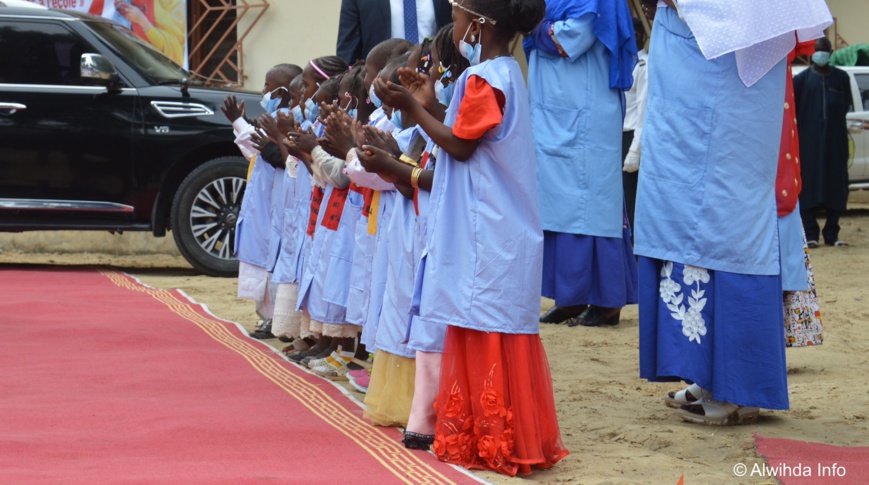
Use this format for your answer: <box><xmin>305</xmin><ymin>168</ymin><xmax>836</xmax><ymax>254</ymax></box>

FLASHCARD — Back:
<box><xmin>404</xmin><ymin>0</ymin><xmax>418</xmax><ymax>43</ymax></box>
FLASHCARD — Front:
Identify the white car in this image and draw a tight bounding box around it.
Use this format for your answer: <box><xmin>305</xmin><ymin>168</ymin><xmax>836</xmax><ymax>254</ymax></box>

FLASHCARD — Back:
<box><xmin>793</xmin><ymin>65</ymin><xmax>869</xmax><ymax>190</ymax></box>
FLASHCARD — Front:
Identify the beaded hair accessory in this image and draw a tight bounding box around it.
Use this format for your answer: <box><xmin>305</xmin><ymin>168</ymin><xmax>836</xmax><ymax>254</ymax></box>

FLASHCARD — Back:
<box><xmin>448</xmin><ymin>0</ymin><xmax>496</xmax><ymax>25</ymax></box>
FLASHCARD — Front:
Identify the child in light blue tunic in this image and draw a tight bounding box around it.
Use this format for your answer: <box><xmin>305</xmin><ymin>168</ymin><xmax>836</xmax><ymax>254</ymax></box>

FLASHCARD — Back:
<box><xmin>367</xmin><ymin>0</ymin><xmax>567</xmax><ymax>474</ymax></box>
<box><xmin>225</xmin><ymin>64</ymin><xmax>300</xmax><ymax>334</ymax></box>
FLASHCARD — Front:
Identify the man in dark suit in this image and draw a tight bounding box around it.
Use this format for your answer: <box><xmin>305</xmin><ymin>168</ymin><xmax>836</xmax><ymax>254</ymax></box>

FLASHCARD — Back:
<box><xmin>337</xmin><ymin>0</ymin><xmax>452</xmax><ymax>64</ymax></box>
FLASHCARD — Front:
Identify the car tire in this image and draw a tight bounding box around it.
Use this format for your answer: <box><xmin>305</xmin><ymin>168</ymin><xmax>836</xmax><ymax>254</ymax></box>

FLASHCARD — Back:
<box><xmin>171</xmin><ymin>156</ymin><xmax>248</xmax><ymax>277</ymax></box>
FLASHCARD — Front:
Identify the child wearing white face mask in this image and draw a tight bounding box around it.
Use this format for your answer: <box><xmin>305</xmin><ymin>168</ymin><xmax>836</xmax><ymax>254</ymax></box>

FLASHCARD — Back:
<box><xmin>221</xmin><ymin>63</ymin><xmax>300</xmax><ymax>339</ymax></box>
<box><xmin>364</xmin><ymin>0</ymin><xmax>568</xmax><ymax>475</ymax></box>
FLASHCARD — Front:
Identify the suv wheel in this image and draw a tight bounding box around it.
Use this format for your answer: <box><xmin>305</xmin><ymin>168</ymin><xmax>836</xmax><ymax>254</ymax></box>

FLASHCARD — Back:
<box><xmin>171</xmin><ymin>156</ymin><xmax>247</xmax><ymax>277</ymax></box>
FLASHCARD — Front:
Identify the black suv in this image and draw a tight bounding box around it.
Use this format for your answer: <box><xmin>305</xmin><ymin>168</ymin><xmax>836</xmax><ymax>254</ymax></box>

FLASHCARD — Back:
<box><xmin>0</xmin><ymin>6</ymin><xmax>264</xmax><ymax>276</ymax></box>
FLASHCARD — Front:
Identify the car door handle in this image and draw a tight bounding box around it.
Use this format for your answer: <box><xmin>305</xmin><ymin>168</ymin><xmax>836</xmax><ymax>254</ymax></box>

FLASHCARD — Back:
<box><xmin>849</xmin><ymin>121</ymin><xmax>865</xmax><ymax>135</ymax></box>
<box><xmin>0</xmin><ymin>102</ymin><xmax>27</xmax><ymax>115</ymax></box>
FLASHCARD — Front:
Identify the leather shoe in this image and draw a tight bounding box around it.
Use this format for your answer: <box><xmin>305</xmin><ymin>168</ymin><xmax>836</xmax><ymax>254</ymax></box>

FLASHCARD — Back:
<box><xmin>540</xmin><ymin>305</ymin><xmax>585</xmax><ymax>324</ymax></box>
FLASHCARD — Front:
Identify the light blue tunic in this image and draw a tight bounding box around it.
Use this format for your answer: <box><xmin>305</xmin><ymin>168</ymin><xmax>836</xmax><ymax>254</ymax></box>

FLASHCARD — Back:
<box><xmin>235</xmin><ymin>151</ymin><xmax>275</xmax><ymax>268</ymax></box>
<box><xmin>296</xmin><ymin>123</ymin><xmax>358</xmax><ymax>323</ymax></box>
<box><xmin>358</xmin><ymin>190</ymin><xmax>397</xmax><ymax>349</ymax></box>
<box><xmin>406</xmin><ymin>139</ymin><xmax>446</xmax><ymax>353</ymax></box>
<box><xmin>265</xmin><ymin>168</ymin><xmax>286</xmax><ymax>272</ymax></box>
<box><xmin>272</xmin><ymin>162</ymin><xmax>311</xmax><ymax>284</ymax></box>
<box><xmin>375</xmin><ymin>189</ymin><xmax>420</xmax><ymax>358</ymax></box>
<box><xmin>634</xmin><ymin>8</ymin><xmax>786</xmax><ymax>275</ymax></box>
<box><xmin>235</xmin><ymin>108</ymin><xmax>287</xmax><ymax>269</ymax></box>
<box><xmin>346</xmin><ymin>110</ymin><xmax>399</xmax><ymax>327</ymax></box>
<box><xmin>529</xmin><ymin>15</ymin><xmax>624</xmax><ymax>238</ymax></box>
<box><xmin>413</xmin><ymin>57</ymin><xmax>544</xmax><ymax>335</ymax></box>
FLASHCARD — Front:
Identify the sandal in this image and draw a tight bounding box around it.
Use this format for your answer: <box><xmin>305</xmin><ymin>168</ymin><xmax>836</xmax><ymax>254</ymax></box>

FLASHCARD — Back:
<box><xmin>281</xmin><ymin>339</ymin><xmax>310</xmax><ymax>355</ymax></box>
<box><xmin>677</xmin><ymin>397</ymin><xmax>760</xmax><ymax>426</ymax></box>
<box><xmin>310</xmin><ymin>352</ymin><xmax>351</xmax><ymax>381</ymax></box>
<box><xmin>664</xmin><ymin>383</ymin><xmax>703</xmax><ymax>409</ymax></box>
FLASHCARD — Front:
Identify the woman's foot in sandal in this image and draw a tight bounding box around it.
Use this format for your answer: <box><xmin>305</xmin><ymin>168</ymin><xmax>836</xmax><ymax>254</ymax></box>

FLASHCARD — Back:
<box><xmin>664</xmin><ymin>383</ymin><xmax>704</xmax><ymax>409</ymax></box>
<box><xmin>677</xmin><ymin>397</ymin><xmax>760</xmax><ymax>426</ymax></box>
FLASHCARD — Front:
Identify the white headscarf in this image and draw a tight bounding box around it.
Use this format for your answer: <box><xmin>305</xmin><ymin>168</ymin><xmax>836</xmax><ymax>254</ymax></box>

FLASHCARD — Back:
<box><xmin>673</xmin><ymin>0</ymin><xmax>832</xmax><ymax>86</ymax></box>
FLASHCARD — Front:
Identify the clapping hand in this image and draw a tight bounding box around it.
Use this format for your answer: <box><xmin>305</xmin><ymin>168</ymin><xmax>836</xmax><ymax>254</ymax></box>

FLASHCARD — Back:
<box><xmin>363</xmin><ymin>125</ymin><xmax>402</xmax><ymax>158</ymax></box>
<box><xmin>322</xmin><ymin>111</ymin><xmax>357</xmax><ymax>158</ymax></box>
<box><xmin>285</xmin><ymin>127</ymin><xmax>319</xmax><ymax>154</ymax></box>
<box><xmin>220</xmin><ymin>95</ymin><xmax>246</xmax><ymax>123</ymax></box>
<box><xmin>275</xmin><ymin>110</ymin><xmax>296</xmax><ymax>137</ymax></box>
<box><xmin>373</xmin><ymin>77</ymin><xmax>417</xmax><ymax>113</ymax></box>
<box><xmin>397</xmin><ymin>67</ymin><xmax>436</xmax><ymax>111</ymax></box>
<box><xmin>258</xmin><ymin>113</ymin><xmax>285</xmax><ymax>144</ymax></box>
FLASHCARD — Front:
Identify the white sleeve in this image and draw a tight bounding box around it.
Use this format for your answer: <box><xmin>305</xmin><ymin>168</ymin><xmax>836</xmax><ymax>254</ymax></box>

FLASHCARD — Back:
<box><xmin>624</xmin><ymin>62</ymin><xmax>648</xmax><ymax>173</ymax></box>
<box><xmin>312</xmin><ymin>147</ymin><xmax>351</xmax><ymax>189</ymax></box>
<box><xmin>343</xmin><ymin>149</ymin><xmax>397</xmax><ymax>191</ymax></box>
<box><xmin>232</xmin><ymin>118</ymin><xmax>259</xmax><ymax>161</ymax></box>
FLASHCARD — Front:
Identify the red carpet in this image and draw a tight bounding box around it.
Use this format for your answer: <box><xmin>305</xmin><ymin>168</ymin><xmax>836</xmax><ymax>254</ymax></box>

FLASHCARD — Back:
<box><xmin>0</xmin><ymin>265</ymin><xmax>478</xmax><ymax>484</ymax></box>
<box><xmin>755</xmin><ymin>434</ymin><xmax>869</xmax><ymax>484</ymax></box>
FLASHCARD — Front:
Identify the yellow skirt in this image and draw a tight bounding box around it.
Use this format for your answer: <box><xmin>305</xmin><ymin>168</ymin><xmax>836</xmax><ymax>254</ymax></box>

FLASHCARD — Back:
<box><xmin>363</xmin><ymin>350</ymin><xmax>416</xmax><ymax>427</ymax></box>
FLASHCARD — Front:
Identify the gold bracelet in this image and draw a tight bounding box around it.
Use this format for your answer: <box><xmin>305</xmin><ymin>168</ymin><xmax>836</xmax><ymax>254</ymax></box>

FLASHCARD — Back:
<box><xmin>410</xmin><ymin>167</ymin><xmax>422</xmax><ymax>189</ymax></box>
<box><xmin>399</xmin><ymin>154</ymin><xmax>420</xmax><ymax>167</ymax></box>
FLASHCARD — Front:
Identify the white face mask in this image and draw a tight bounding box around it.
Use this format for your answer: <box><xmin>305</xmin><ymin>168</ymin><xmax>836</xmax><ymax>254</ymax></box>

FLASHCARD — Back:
<box><xmin>260</xmin><ymin>86</ymin><xmax>287</xmax><ymax>113</ymax></box>
<box><xmin>459</xmin><ymin>21</ymin><xmax>483</xmax><ymax>66</ymax></box>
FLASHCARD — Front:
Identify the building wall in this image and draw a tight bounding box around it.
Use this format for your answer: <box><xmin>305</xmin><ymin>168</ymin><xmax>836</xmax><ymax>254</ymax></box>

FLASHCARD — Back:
<box><xmin>238</xmin><ymin>0</ymin><xmax>342</xmax><ymax>91</ymax></box>
<box><xmin>827</xmin><ymin>0</ymin><xmax>869</xmax><ymax>47</ymax></box>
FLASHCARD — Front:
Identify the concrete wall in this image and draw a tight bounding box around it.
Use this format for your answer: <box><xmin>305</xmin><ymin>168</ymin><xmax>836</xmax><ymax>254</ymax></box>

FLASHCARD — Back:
<box><xmin>238</xmin><ymin>0</ymin><xmax>342</xmax><ymax>91</ymax></box>
<box><xmin>827</xmin><ymin>0</ymin><xmax>869</xmax><ymax>47</ymax></box>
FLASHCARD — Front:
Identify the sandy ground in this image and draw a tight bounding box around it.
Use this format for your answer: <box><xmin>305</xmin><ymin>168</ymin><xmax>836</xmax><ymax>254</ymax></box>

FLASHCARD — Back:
<box><xmin>3</xmin><ymin>191</ymin><xmax>868</xmax><ymax>484</ymax></box>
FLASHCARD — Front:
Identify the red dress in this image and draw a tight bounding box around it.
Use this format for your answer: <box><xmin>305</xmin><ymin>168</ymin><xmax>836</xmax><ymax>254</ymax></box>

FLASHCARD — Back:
<box><xmin>432</xmin><ymin>76</ymin><xmax>568</xmax><ymax>476</ymax></box>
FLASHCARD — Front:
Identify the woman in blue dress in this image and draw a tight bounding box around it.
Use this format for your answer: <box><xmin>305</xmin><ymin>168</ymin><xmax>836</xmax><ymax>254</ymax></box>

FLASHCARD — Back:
<box><xmin>635</xmin><ymin>0</ymin><xmax>831</xmax><ymax>425</ymax></box>
<box><xmin>525</xmin><ymin>0</ymin><xmax>639</xmax><ymax>327</ymax></box>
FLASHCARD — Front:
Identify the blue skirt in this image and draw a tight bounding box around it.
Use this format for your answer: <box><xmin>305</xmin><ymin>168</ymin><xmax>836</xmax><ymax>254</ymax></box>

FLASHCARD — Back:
<box><xmin>638</xmin><ymin>257</ymin><xmax>789</xmax><ymax>410</ymax></box>
<box><xmin>541</xmin><ymin>227</ymin><xmax>638</xmax><ymax>308</ymax></box>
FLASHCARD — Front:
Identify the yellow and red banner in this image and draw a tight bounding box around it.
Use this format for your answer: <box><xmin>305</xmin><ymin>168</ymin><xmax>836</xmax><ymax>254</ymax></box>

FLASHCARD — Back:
<box><xmin>28</xmin><ymin>0</ymin><xmax>187</xmax><ymax>67</ymax></box>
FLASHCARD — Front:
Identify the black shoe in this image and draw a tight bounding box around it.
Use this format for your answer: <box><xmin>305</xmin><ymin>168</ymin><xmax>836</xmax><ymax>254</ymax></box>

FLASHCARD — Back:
<box><xmin>403</xmin><ymin>431</ymin><xmax>435</xmax><ymax>450</ymax></box>
<box><xmin>249</xmin><ymin>320</ymin><xmax>275</xmax><ymax>339</ymax></box>
<box><xmin>540</xmin><ymin>305</ymin><xmax>585</xmax><ymax>324</ymax></box>
<box><xmin>568</xmin><ymin>307</ymin><xmax>620</xmax><ymax>327</ymax></box>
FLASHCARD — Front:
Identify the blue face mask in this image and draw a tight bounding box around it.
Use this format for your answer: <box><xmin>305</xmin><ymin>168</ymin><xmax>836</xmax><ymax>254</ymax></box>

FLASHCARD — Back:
<box><xmin>459</xmin><ymin>22</ymin><xmax>482</xmax><ymax>66</ymax></box>
<box><xmin>812</xmin><ymin>51</ymin><xmax>831</xmax><ymax>67</ymax></box>
<box><xmin>291</xmin><ymin>105</ymin><xmax>303</xmax><ymax>123</ymax></box>
<box><xmin>368</xmin><ymin>84</ymin><xmax>383</xmax><ymax>109</ymax></box>
<box><xmin>260</xmin><ymin>87</ymin><xmax>286</xmax><ymax>114</ymax></box>
<box><xmin>304</xmin><ymin>98</ymin><xmax>319</xmax><ymax>122</ymax></box>
<box><xmin>435</xmin><ymin>80</ymin><xmax>455</xmax><ymax>107</ymax></box>
<box><xmin>390</xmin><ymin>110</ymin><xmax>403</xmax><ymax>130</ymax></box>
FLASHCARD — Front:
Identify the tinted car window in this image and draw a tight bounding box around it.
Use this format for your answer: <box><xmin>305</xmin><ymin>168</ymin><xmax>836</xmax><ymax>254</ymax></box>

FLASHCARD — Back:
<box><xmin>0</xmin><ymin>21</ymin><xmax>93</xmax><ymax>85</ymax></box>
<box><xmin>86</xmin><ymin>21</ymin><xmax>185</xmax><ymax>83</ymax></box>
<box><xmin>855</xmin><ymin>74</ymin><xmax>869</xmax><ymax>111</ymax></box>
